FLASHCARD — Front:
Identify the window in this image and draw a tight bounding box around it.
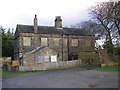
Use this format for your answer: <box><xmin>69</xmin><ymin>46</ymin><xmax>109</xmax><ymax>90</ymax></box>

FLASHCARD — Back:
<box><xmin>85</xmin><ymin>40</ymin><xmax>91</xmax><ymax>47</ymax></box>
<box><xmin>37</xmin><ymin>56</ymin><xmax>44</xmax><ymax>63</ymax></box>
<box><xmin>72</xmin><ymin>39</ymin><xmax>78</xmax><ymax>46</ymax></box>
<box><xmin>44</xmin><ymin>56</ymin><xmax>49</xmax><ymax>62</ymax></box>
<box><xmin>68</xmin><ymin>54</ymin><xmax>78</xmax><ymax>60</ymax></box>
<box><xmin>54</xmin><ymin>38</ymin><xmax>59</xmax><ymax>46</ymax></box>
<box><xmin>41</xmin><ymin>38</ymin><xmax>47</xmax><ymax>46</ymax></box>
<box><xmin>64</xmin><ymin>39</ymin><xmax>67</xmax><ymax>46</ymax></box>
<box><xmin>51</xmin><ymin>55</ymin><xmax>57</xmax><ymax>62</ymax></box>
<box><xmin>23</xmin><ymin>37</ymin><xmax>31</xmax><ymax>46</ymax></box>
<box><xmin>37</xmin><ymin>55</ymin><xmax>49</xmax><ymax>63</ymax></box>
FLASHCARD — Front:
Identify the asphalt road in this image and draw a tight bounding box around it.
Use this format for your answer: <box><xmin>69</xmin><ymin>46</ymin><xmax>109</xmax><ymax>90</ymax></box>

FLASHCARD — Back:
<box><xmin>2</xmin><ymin>67</ymin><xmax>119</xmax><ymax>88</ymax></box>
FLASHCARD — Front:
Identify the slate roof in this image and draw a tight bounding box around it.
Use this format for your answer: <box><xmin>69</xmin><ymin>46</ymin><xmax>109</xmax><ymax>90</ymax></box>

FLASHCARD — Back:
<box><xmin>16</xmin><ymin>24</ymin><xmax>92</xmax><ymax>36</ymax></box>
<box><xmin>31</xmin><ymin>46</ymin><xmax>46</xmax><ymax>54</ymax></box>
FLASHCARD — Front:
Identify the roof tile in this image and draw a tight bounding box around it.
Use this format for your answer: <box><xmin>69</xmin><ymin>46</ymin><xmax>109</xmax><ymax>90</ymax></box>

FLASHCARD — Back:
<box><xmin>16</xmin><ymin>24</ymin><xmax>92</xmax><ymax>36</ymax></box>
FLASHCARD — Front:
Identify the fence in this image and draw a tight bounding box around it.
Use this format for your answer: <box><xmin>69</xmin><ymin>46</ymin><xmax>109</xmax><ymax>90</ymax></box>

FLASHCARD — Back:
<box><xmin>19</xmin><ymin>60</ymin><xmax>81</xmax><ymax>71</ymax></box>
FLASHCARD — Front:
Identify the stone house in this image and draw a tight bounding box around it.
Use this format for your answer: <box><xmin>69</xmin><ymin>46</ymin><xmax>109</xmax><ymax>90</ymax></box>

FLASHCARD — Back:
<box><xmin>14</xmin><ymin>15</ymin><xmax>95</xmax><ymax>66</ymax></box>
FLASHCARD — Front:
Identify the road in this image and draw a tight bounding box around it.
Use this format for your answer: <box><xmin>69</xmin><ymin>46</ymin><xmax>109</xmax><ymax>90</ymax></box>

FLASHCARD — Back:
<box><xmin>2</xmin><ymin>67</ymin><xmax>119</xmax><ymax>88</ymax></box>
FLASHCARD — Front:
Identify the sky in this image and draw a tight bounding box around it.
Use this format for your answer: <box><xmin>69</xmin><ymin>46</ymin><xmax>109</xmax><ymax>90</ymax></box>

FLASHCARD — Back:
<box><xmin>0</xmin><ymin>0</ymin><xmax>117</xmax><ymax>32</ymax></box>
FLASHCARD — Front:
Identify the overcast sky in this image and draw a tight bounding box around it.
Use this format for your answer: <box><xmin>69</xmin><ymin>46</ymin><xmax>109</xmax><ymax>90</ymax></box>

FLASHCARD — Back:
<box><xmin>0</xmin><ymin>0</ymin><xmax>114</xmax><ymax>31</ymax></box>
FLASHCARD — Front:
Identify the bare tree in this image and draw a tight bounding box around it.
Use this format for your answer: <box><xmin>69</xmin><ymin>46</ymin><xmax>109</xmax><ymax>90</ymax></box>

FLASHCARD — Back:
<box><xmin>89</xmin><ymin>2</ymin><xmax>120</xmax><ymax>53</ymax></box>
<box><xmin>78</xmin><ymin>20</ymin><xmax>97</xmax><ymax>34</ymax></box>
<box><xmin>110</xmin><ymin>2</ymin><xmax>120</xmax><ymax>36</ymax></box>
<box><xmin>74</xmin><ymin>20</ymin><xmax>106</xmax><ymax>40</ymax></box>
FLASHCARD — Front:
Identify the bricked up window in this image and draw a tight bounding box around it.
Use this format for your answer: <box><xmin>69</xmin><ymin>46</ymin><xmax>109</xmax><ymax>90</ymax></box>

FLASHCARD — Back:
<box><xmin>41</xmin><ymin>38</ymin><xmax>47</xmax><ymax>46</ymax></box>
<box><xmin>23</xmin><ymin>37</ymin><xmax>31</xmax><ymax>46</ymax></box>
<box><xmin>85</xmin><ymin>40</ymin><xmax>91</xmax><ymax>47</ymax></box>
<box><xmin>72</xmin><ymin>39</ymin><xmax>78</xmax><ymax>46</ymax></box>
<box><xmin>54</xmin><ymin>38</ymin><xmax>59</xmax><ymax>46</ymax></box>
<box><xmin>64</xmin><ymin>39</ymin><xmax>67</xmax><ymax>46</ymax></box>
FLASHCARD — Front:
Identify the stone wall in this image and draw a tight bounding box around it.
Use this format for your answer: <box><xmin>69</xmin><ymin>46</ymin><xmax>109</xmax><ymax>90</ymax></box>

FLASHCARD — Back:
<box><xmin>19</xmin><ymin>60</ymin><xmax>81</xmax><ymax>71</ymax></box>
<box><xmin>14</xmin><ymin>31</ymin><xmax>95</xmax><ymax>62</ymax></box>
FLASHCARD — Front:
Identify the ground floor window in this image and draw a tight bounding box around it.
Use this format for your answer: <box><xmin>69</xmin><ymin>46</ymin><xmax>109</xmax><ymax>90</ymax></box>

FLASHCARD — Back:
<box><xmin>44</xmin><ymin>56</ymin><xmax>49</xmax><ymax>62</ymax></box>
<box><xmin>51</xmin><ymin>55</ymin><xmax>57</xmax><ymax>62</ymax></box>
<box><xmin>68</xmin><ymin>54</ymin><xmax>78</xmax><ymax>60</ymax></box>
<box><xmin>37</xmin><ymin>56</ymin><xmax>44</xmax><ymax>63</ymax></box>
<box><xmin>37</xmin><ymin>55</ymin><xmax>57</xmax><ymax>63</ymax></box>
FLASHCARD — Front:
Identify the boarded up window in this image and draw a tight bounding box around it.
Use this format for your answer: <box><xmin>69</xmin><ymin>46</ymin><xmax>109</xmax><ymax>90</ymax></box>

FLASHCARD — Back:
<box><xmin>37</xmin><ymin>56</ymin><xmax>44</xmax><ymax>63</ymax></box>
<box><xmin>23</xmin><ymin>37</ymin><xmax>31</xmax><ymax>46</ymax></box>
<box><xmin>37</xmin><ymin>55</ymin><xmax>49</xmax><ymax>63</ymax></box>
<box><xmin>85</xmin><ymin>40</ymin><xmax>91</xmax><ymax>47</ymax></box>
<box><xmin>41</xmin><ymin>38</ymin><xmax>47</xmax><ymax>46</ymax></box>
<box><xmin>54</xmin><ymin>38</ymin><xmax>59</xmax><ymax>46</ymax></box>
<box><xmin>51</xmin><ymin>55</ymin><xmax>57</xmax><ymax>62</ymax></box>
<box><xmin>64</xmin><ymin>39</ymin><xmax>67</xmax><ymax>46</ymax></box>
<box><xmin>72</xmin><ymin>39</ymin><xmax>78</xmax><ymax>46</ymax></box>
<box><xmin>44</xmin><ymin>56</ymin><xmax>49</xmax><ymax>62</ymax></box>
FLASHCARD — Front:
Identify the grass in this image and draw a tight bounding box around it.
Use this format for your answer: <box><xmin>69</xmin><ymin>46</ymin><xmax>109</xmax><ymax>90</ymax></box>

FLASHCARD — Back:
<box><xmin>1</xmin><ymin>69</ymin><xmax>33</xmax><ymax>78</ymax></box>
<box><xmin>1</xmin><ymin>68</ymin><xmax>65</xmax><ymax>78</ymax></box>
<box><xmin>1</xmin><ymin>66</ymin><xmax>119</xmax><ymax>78</ymax></box>
<box><xmin>96</xmin><ymin>66</ymin><xmax>120</xmax><ymax>72</ymax></box>
<box><xmin>2</xmin><ymin>70</ymin><xmax>13</xmax><ymax>77</ymax></box>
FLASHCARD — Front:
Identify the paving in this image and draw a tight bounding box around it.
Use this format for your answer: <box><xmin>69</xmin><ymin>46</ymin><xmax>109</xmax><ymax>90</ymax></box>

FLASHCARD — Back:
<box><xmin>2</xmin><ymin>67</ymin><xmax>119</xmax><ymax>88</ymax></box>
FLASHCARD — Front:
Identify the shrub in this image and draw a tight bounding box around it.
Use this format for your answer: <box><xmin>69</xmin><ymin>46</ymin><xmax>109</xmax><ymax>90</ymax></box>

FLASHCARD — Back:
<box><xmin>79</xmin><ymin>52</ymin><xmax>100</xmax><ymax>65</ymax></box>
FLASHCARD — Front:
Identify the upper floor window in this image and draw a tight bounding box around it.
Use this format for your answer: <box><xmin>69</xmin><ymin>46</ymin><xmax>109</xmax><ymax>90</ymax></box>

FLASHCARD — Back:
<box><xmin>64</xmin><ymin>39</ymin><xmax>67</xmax><ymax>46</ymax></box>
<box><xmin>85</xmin><ymin>40</ymin><xmax>91</xmax><ymax>47</ymax></box>
<box><xmin>72</xmin><ymin>39</ymin><xmax>78</xmax><ymax>46</ymax></box>
<box><xmin>23</xmin><ymin>37</ymin><xmax>31</xmax><ymax>46</ymax></box>
<box><xmin>41</xmin><ymin>38</ymin><xmax>47</xmax><ymax>46</ymax></box>
<box><xmin>53</xmin><ymin>38</ymin><xmax>59</xmax><ymax>46</ymax></box>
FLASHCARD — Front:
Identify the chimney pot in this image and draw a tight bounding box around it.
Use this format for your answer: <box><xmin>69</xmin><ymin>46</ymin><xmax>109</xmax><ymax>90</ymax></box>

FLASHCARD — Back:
<box><xmin>55</xmin><ymin>16</ymin><xmax>62</xmax><ymax>29</ymax></box>
<box><xmin>35</xmin><ymin>14</ymin><xmax>37</xmax><ymax>18</ymax></box>
<box><xmin>34</xmin><ymin>14</ymin><xmax>38</xmax><ymax>33</ymax></box>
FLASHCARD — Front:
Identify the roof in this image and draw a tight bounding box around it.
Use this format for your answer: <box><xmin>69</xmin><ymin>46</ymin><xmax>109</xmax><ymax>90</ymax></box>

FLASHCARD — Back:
<box><xmin>31</xmin><ymin>46</ymin><xmax>46</xmax><ymax>54</ymax></box>
<box><xmin>30</xmin><ymin>46</ymin><xmax>57</xmax><ymax>55</ymax></box>
<box><xmin>16</xmin><ymin>24</ymin><xmax>92</xmax><ymax>36</ymax></box>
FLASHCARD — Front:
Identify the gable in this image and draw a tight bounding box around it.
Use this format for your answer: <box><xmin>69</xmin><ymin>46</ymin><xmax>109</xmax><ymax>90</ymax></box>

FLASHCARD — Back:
<box><xmin>14</xmin><ymin>25</ymin><xmax>20</xmax><ymax>39</ymax></box>
<box><xmin>31</xmin><ymin>46</ymin><xmax>57</xmax><ymax>55</ymax></box>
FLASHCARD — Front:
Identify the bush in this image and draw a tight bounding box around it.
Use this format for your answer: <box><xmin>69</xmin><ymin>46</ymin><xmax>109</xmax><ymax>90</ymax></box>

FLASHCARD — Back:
<box><xmin>113</xmin><ymin>47</ymin><xmax>120</xmax><ymax>55</ymax></box>
<box><xmin>79</xmin><ymin>52</ymin><xmax>100</xmax><ymax>65</ymax></box>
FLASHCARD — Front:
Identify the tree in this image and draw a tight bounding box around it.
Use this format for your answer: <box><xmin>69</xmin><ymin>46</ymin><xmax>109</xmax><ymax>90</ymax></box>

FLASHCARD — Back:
<box><xmin>89</xmin><ymin>2</ymin><xmax>120</xmax><ymax>54</ymax></box>
<box><xmin>2</xmin><ymin>27</ymin><xmax>14</xmax><ymax>59</ymax></box>
<box><xmin>77</xmin><ymin>20</ymin><xmax>97</xmax><ymax>34</ymax></box>
<box><xmin>0</xmin><ymin>26</ymin><xmax>2</xmax><ymax>56</ymax></box>
<box><xmin>110</xmin><ymin>2</ymin><xmax>120</xmax><ymax>36</ymax></box>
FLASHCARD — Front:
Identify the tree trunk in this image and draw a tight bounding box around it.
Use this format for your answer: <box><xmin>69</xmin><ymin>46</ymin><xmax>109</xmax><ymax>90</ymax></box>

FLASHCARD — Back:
<box><xmin>97</xmin><ymin>17</ymin><xmax>113</xmax><ymax>54</ymax></box>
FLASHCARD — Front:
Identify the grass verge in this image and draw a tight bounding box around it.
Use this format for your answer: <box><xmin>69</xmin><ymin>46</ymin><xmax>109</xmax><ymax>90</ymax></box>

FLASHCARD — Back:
<box><xmin>96</xmin><ymin>66</ymin><xmax>120</xmax><ymax>72</ymax></box>
<box><xmin>1</xmin><ymin>70</ymin><xmax>33</xmax><ymax>78</ymax></box>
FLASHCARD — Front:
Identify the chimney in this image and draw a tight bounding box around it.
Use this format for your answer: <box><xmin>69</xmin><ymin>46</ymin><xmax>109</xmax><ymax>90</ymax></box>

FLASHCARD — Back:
<box><xmin>34</xmin><ymin>14</ymin><xmax>38</xmax><ymax>33</ymax></box>
<box><xmin>55</xmin><ymin>16</ymin><xmax>62</xmax><ymax>29</ymax></box>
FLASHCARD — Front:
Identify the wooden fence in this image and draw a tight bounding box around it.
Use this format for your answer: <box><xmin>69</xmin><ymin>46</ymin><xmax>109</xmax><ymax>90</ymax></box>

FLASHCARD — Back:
<box><xmin>19</xmin><ymin>60</ymin><xmax>81</xmax><ymax>71</ymax></box>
